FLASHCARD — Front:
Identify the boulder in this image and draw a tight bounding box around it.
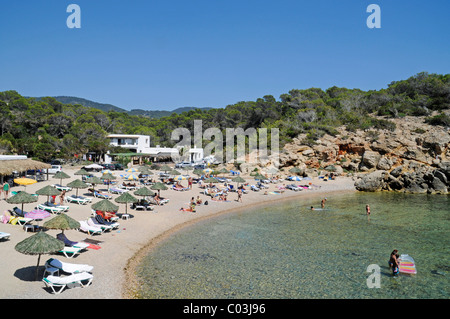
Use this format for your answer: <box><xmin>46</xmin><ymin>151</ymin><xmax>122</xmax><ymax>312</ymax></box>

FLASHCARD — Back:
<box><xmin>377</xmin><ymin>156</ymin><xmax>393</xmax><ymax>170</ymax></box>
<box><xmin>354</xmin><ymin>170</ymin><xmax>388</xmax><ymax>192</ymax></box>
<box><xmin>361</xmin><ymin>151</ymin><xmax>381</xmax><ymax>169</ymax></box>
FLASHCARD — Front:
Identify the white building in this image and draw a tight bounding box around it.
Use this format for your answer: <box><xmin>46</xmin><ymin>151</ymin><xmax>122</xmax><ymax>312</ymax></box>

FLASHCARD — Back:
<box><xmin>105</xmin><ymin>134</ymin><xmax>204</xmax><ymax>164</ymax></box>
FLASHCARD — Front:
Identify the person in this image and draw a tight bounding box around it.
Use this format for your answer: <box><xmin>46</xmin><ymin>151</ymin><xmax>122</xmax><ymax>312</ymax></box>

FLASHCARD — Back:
<box><xmin>196</xmin><ymin>196</ymin><xmax>203</xmax><ymax>205</ymax></box>
<box><xmin>310</xmin><ymin>206</ymin><xmax>315</xmax><ymax>211</ymax></box>
<box><xmin>3</xmin><ymin>182</ymin><xmax>10</xmax><ymax>200</ymax></box>
<box><xmin>188</xmin><ymin>177</ymin><xmax>193</xmax><ymax>189</ymax></box>
<box><xmin>366</xmin><ymin>204</ymin><xmax>371</xmax><ymax>216</ymax></box>
<box><xmin>321</xmin><ymin>198</ymin><xmax>327</xmax><ymax>209</ymax></box>
<box><xmin>0</xmin><ymin>182</ymin><xmax>3</xmax><ymax>200</ymax></box>
<box><xmin>237</xmin><ymin>188</ymin><xmax>243</xmax><ymax>203</ymax></box>
<box><xmin>389</xmin><ymin>249</ymin><xmax>400</xmax><ymax>275</ymax></box>
<box><xmin>59</xmin><ymin>190</ymin><xmax>66</xmax><ymax>205</ymax></box>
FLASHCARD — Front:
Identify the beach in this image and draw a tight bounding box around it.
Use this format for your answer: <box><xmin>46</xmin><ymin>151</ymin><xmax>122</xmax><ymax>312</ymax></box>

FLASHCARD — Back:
<box><xmin>0</xmin><ymin>167</ymin><xmax>356</xmax><ymax>299</ymax></box>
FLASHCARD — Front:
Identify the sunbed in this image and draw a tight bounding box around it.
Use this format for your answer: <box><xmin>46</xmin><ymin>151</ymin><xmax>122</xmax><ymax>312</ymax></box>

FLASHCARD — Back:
<box><xmin>0</xmin><ymin>232</ymin><xmax>10</xmax><ymax>241</ymax></box>
<box><xmin>87</xmin><ymin>217</ymin><xmax>113</xmax><ymax>232</ymax></box>
<box><xmin>94</xmin><ymin>191</ymin><xmax>112</xmax><ymax>199</ymax></box>
<box><xmin>78</xmin><ymin>220</ymin><xmax>103</xmax><ymax>236</ymax></box>
<box><xmin>37</xmin><ymin>203</ymin><xmax>66</xmax><ymax>214</ymax></box>
<box><xmin>56</xmin><ymin>233</ymin><xmax>90</xmax><ymax>250</ymax></box>
<box><xmin>52</xmin><ymin>184</ymin><xmax>72</xmax><ymax>192</ymax></box>
<box><xmin>109</xmin><ymin>187</ymin><xmax>127</xmax><ymax>194</ymax></box>
<box><xmin>94</xmin><ymin>214</ymin><xmax>119</xmax><ymax>229</ymax></box>
<box><xmin>42</xmin><ymin>272</ymin><xmax>94</xmax><ymax>294</ymax></box>
<box><xmin>10</xmin><ymin>208</ymin><xmax>33</xmax><ymax>225</ymax></box>
<box><xmin>45</xmin><ymin>258</ymin><xmax>93</xmax><ymax>276</ymax></box>
<box><xmin>58</xmin><ymin>246</ymin><xmax>83</xmax><ymax>258</ymax></box>
<box><xmin>66</xmin><ymin>195</ymin><xmax>90</xmax><ymax>205</ymax></box>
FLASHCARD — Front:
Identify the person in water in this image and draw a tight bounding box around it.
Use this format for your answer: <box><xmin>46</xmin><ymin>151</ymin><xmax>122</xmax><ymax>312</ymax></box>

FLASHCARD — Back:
<box><xmin>389</xmin><ymin>249</ymin><xmax>400</xmax><ymax>275</ymax></box>
<box><xmin>366</xmin><ymin>204</ymin><xmax>371</xmax><ymax>216</ymax></box>
<box><xmin>310</xmin><ymin>206</ymin><xmax>315</xmax><ymax>211</ymax></box>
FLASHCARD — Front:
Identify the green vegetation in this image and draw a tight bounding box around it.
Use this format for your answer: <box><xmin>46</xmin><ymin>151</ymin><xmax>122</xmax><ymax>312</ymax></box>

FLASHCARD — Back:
<box><xmin>0</xmin><ymin>72</ymin><xmax>448</xmax><ymax>162</ymax></box>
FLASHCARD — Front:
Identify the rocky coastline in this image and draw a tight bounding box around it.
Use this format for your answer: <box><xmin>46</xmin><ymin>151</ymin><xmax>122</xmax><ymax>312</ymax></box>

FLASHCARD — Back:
<box><xmin>236</xmin><ymin>115</ymin><xmax>450</xmax><ymax>194</ymax></box>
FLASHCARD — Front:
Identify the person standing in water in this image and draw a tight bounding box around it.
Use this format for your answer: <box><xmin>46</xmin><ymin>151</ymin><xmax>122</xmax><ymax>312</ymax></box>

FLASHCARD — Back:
<box><xmin>321</xmin><ymin>198</ymin><xmax>327</xmax><ymax>209</ymax></box>
<box><xmin>366</xmin><ymin>204</ymin><xmax>371</xmax><ymax>216</ymax></box>
<box><xmin>389</xmin><ymin>249</ymin><xmax>400</xmax><ymax>276</ymax></box>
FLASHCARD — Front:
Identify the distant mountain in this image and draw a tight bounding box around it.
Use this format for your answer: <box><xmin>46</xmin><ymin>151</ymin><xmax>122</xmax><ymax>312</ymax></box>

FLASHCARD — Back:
<box><xmin>33</xmin><ymin>96</ymin><xmax>212</xmax><ymax>118</ymax></box>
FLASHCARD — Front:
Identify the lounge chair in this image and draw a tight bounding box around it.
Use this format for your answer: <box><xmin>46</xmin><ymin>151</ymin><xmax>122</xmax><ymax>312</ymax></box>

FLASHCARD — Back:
<box><xmin>37</xmin><ymin>202</ymin><xmax>68</xmax><ymax>214</ymax></box>
<box><xmin>10</xmin><ymin>208</ymin><xmax>33</xmax><ymax>225</ymax></box>
<box><xmin>95</xmin><ymin>214</ymin><xmax>119</xmax><ymax>229</ymax></box>
<box><xmin>52</xmin><ymin>184</ymin><xmax>72</xmax><ymax>192</ymax></box>
<box><xmin>250</xmin><ymin>185</ymin><xmax>260</xmax><ymax>191</ymax></box>
<box><xmin>66</xmin><ymin>195</ymin><xmax>90</xmax><ymax>205</ymax></box>
<box><xmin>87</xmin><ymin>217</ymin><xmax>113</xmax><ymax>232</ymax></box>
<box><xmin>45</xmin><ymin>258</ymin><xmax>93</xmax><ymax>275</ymax></box>
<box><xmin>109</xmin><ymin>187</ymin><xmax>127</xmax><ymax>194</ymax></box>
<box><xmin>94</xmin><ymin>191</ymin><xmax>112</xmax><ymax>199</ymax></box>
<box><xmin>59</xmin><ymin>246</ymin><xmax>83</xmax><ymax>258</ymax></box>
<box><xmin>42</xmin><ymin>272</ymin><xmax>94</xmax><ymax>294</ymax></box>
<box><xmin>78</xmin><ymin>220</ymin><xmax>102</xmax><ymax>236</ymax></box>
<box><xmin>0</xmin><ymin>232</ymin><xmax>10</xmax><ymax>241</ymax></box>
<box><xmin>56</xmin><ymin>233</ymin><xmax>90</xmax><ymax>250</ymax></box>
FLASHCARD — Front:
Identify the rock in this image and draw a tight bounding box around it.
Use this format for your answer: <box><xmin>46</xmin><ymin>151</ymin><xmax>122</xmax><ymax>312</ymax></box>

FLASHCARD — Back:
<box><xmin>361</xmin><ymin>151</ymin><xmax>381</xmax><ymax>169</ymax></box>
<box><xmin>302</xmin><ymin>149</ymin><xmax>314</xmax><ymax>156</ymax></box>
<box><xmin>354</xmin><ymin>170</ymin><xmax>388</xmax><ymax>192</ymax></box>
<box><xmin>377</xmin><ymin>156</ymin><xmax>393</xmax><ymax>170</ymax></box>
<box><xmin>390</xmin><ymin>165</ymin><xmax>403</xmax><ymax>177</ymax></box>
<box><xmin>431</xmin><ymin>177</ymin><xmax>448</xmax><ymax>194</ymax></box>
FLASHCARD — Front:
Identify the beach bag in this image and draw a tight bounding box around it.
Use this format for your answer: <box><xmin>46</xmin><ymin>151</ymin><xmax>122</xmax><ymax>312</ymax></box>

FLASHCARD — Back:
<box><xmin>204</xmin><ymin>201</ymin><xmax>208</xmax><ymax>205</ymax></box>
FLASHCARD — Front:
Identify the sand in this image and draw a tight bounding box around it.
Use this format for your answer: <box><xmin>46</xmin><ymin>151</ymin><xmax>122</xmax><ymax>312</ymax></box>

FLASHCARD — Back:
<box><xmin>0</xmin><ymin>166</ymin><xmax>356</xmax><ymax>299</ymax></box>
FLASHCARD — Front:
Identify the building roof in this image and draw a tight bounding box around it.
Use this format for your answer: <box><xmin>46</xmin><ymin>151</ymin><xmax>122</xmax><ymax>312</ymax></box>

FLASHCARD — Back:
<box><xmin>0</xmin><ymin>156</ymin><xmax>51</xmax><ymax>175</ymax></box>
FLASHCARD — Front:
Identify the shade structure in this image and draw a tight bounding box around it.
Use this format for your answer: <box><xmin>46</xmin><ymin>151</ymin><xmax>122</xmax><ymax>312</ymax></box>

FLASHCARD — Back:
<box><xmin>151</xmin><ymin>182</ymin><xmax>168</xmax><ymax>196</ymax></box>
<box><xmin>159</xmin><ymin>164</ymin><xmax>172</xmax><ymax>172</ymax></box>
<box><xmin>218</xmin><ymin>168</ymin><xmax>229</xmax><ymax>175</ymax></box>
<box><xmin>115</xmin><ymin>192</ymin><xmax>138</xmax><ymax>214</ymax></box>
<box><xmin>169</xmin><ymin>169</ymin><xmax>181</xmax><ymax>176</ymax></box>
<box><xmin>86</xmin><ymin>176</ymin><xmax>103</xmax><ymax>192</ymax></box>
<box><xmin>102</xmin><ymin>173</ymin><xmax>116</xmax><ymax>190</ymax></box>
<box><xmin>25</xmin><ymin>209</ymin><xmax>51</xmax><ymax>221</ymax></box>
<box><xmin>15</xmin><ymin>231</ymin><xmax>65</xmax><ymax>280</ymax></box>
<box><xmin>173</xmin><ymin>175</ymin><xmax>187</xmax><ymax>181</ymax></box>
<box><xmin>125</xmin><ymin>168</ymin><xmax>138</xmax><ymax>173</ymax></box>
<box><xmin>74</xmin><ymin>168</ymin><xmax>89</xmax><ymax>176</ymax></box>
<box><xmin>203</xmin><ymin>168</ymin><xmax>213</xmax><ymax>174</ymax></box>
<box><xmin>91</xmin><ymin>199</ymin><xmax>119</xmax><ymax>213</ymax></box>
<box><xmin>123</xmin><ymin>174</ymin><xmax>138</xmax><ymax>181</ymax></box>
<box><xmin>35</xmin><ymin>185</ymin><xmax>61</xmax><ymax>203</ymax></box>
<box><xmin>253</xmin><ymin>174</ymin><xmax>267</xmax><ymax>181</ymax></box>
<box><xmin>134</xmin><ymin>187</ymin><xmax>155</xmax><ymax>197</ymax></box>
<box><xmin>232</xmin><ymin>176</ymin><xmax>246</xmax><ymax>188</ymax></box>
<box><xmin>6</xmin><ymin>191</ymin><xmax>38</xmax><ymax>213</ymax></box>
<box><xmin>193</xmin><ymin>169</ymin><xmax>204</xmax><ymax>176</ymax></box>
<box><xmin>67</xmin><ymin>179</ymin><xmax>89</xmax><ymax>196</ymax></box>
<box><xmin>53</xmin><ymin>171</ymin><xmax>71</xmax><ymax>185</ymax></box>
<box><xmin>204</xmin><ymin>177</ymin><xmax>219</xmax><ymax>184</ymax></box>
<box><xmin>43</xmin><ymin>213</ymin><xmax>80</xmax><ymax>233</ymax></box>
<box><xmin>13</xmin><ymin>178</ymin><xmax>37</xmax><ymax>188</ymax></box>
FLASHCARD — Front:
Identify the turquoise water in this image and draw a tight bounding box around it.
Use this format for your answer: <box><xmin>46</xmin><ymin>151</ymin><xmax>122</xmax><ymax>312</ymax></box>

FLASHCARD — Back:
<box><xmin>135</xmin><ymin>192</ymin><xmax>449</xmax><ymax>299</ymax></box>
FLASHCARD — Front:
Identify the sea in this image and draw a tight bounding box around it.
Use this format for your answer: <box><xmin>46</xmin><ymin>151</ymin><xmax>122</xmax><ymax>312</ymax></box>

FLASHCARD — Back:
<box><xmin>134</xmin><ymin>192</ymin><xmax>449</xmax><ymax>299</ymax></box>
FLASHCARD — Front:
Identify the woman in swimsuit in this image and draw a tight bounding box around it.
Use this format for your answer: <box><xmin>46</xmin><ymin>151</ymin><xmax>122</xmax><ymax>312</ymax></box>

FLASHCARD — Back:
<box><xmin>389</xmin><ymin>249</ymin><xmax>400</xmax><ymax>275</ymax></box>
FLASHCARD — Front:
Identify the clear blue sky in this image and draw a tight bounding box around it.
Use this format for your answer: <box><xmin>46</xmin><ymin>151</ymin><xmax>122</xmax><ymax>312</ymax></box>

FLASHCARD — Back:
<box><xmin>0</xmin><ymin>0</ymin><xmax>449</xmax><ymax>111</ymax></box>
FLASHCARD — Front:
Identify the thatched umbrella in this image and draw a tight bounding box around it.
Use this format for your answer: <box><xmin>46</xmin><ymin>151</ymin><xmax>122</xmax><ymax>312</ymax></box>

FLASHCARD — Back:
<box><xmin>6</xmin><ymin>191</ymin><xmax>38</xmax><ymax>214</ymax></box>
<box><xmin>159</xmin><ymin>164</ymin><xmax>172</xmax><ymax>172</ymax></box>
<box><xmin>114</xmin><ymin>192</ymin><xmax>138</xmax><ymax>215</ymax></box>
<box><xmin>204</xmin><ymin>177</ymin><xmax>219</xmax><ymax>184</ymax></box>
<box><xmin>91</xmin><ymin>199</ymin><xmax>119</xmax><ymax>213</ymax></box>
<box><xmin>102</xmin><ymin>172</ymin><xmax>116</xmax><ymax>191</ymax></box>
<box><xmin>193</xmin><ymin>168</ymin><xmax>204</xmax><ymax>177</ymax></box>
<box><xmin>151</xmin><ymin>182</ymin><xmax>168</xmax><ymax>196</ymax></box>
<box><xmin>74</xmin><ymin>168</ymin><xmax>89</xmax><ymax>176</ymax></box>
<box><xmin>35</xmin><ymin>185</ymin><xmax>61</xmax><ymax>203</ymax></box>
<box><xmin>232</xmin><ymin>176</ymin><xmax>246</xmax><ymax>188</ymax></box>
<box><xmin>218</xmin><ymin>168</ymin><xmax>229</xmax><ymax>176</ymax></box>
<box><xmin>43</xmin><ymin>213</ymin><xmax>80</xmax><ymax>234</ymax></box>
<box><xmin>53</xmin><ymin>171</ymin><xmax>71</xmax><ymax>186</ymax></box>
<box><xmin>169</xmin><ymin>169</ymin><xmax>181</xmax><ymax>176</ymax></box>
<box><xmin>15</xmin><ymin>231</ymin><xmax>64</xmax><ymax>280</ymax></box>
<box><xmin>86</xmin><ymin>176</ymin><xmax>103</xmax><ymax>192</ymax></box>
<box><xmin>253</xmin><ymin>173</ymin><xmax>267</xmax><ymax>181</ymax></box>
<box><xmin>134</xmin><ymin>186</ymin><xmax>155</xmax><ymax>198</ymax></box>
<box><xmin>66</xmin><ymin>179</ymin><xmax>88</xmax><ymax>196</ymax></box>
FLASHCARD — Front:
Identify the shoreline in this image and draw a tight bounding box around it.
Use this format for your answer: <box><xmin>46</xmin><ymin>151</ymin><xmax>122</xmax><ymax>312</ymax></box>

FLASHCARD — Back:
<box><xmin>0</xmin><ymin>168</ymin><xmax>356</xmax><ymax>299</ymax></box>
<box><xmin>121</xmin><ymin>183</ymin><xmax>357</xmax><ymax>299</ymax></box>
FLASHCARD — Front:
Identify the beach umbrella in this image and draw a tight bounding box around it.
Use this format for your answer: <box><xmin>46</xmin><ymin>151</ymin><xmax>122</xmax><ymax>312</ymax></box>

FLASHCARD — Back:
<box><xmin>159</xmin><ymin>164</ymin><xmax>172</xmax><ymax>172</ymax></box>
<box><xmin>74</xmin><ymin>168</ymin><xmax>89</xmax><ymax>176</ymax></box>
<box><xmin>25</xmin><ymin>209</ymin><xmax>51</xmax><ymax>226</ymax></box>
<box><xmin>115</xmin><ymin>192</ymin><xmax>138</xmax><ymax>215</ymax></box>
<box><xmin>53</xmin><ymin>171</ymin><xmax>71</xmax><ymax>186</ymax></box>
<box><xmin>173</xmin><ymin>175</ymin><xmax>187</xmax><ymax>181</ymax></box>
<box><xmin>67</xmin><ymin>179</ymin><xmax>88</xmax><ymax>196</ymax></box>
<box><xmin>15</xmin><ymin>230</ymin><xmax>64</xmax><ymax>280</ymax></box>
<box><xmin>43</xmin><ymin>213</ymin><xmax>80</xmax><ymax>234</ymax></box>
<box><xmin>204</xmin><ymin>177</ymin><xmax>219</xmax><ymax>184</ymax></box>
<box><xmin>232</xmin><ymin>176</ymin><xmax>246</xmax><ymax>189</ymax></box>
<box><xmin>6</xmin><ymin>191</ymin><xmax>38</xmax><ymax>214</ymax></box>
<box><xmin>126</xmin><ymin>168</ymin><xmax>138</xmax><ymax>173</ymax></box>
<box><xmin>218</xmin><ymin>168</ymin><xmax>229</xmax><ymax>176</ymax></box>
<box><xmin>91</xmin><ymin>199</ymin><xmax>119</xmax><ymax>213</ymax></box>
<box><xmin>134</xmin><ymin>186</ymin><xmax>155</xmax><ymax>197</ymax></box>
<box><xmin>169</xmin><ymin>169</ymin><xmax>181</xmax><ymax>176</ymax></box>
<box><xmin>203</xmin><ymin>168</ymin><xmax>213</xmax><ymax>174</ymax></box>
<box><xmin>102</xmin><ymin>172</ymin><xmax>116</xmax><ymax>191</ymax></box>
<box><xmin>123</xmin><ymin>174</ymin><xmax>138</xmax><ymax>181</ymax></box>
<box><xmin>35</xmin><ymin>185</ymin><xmax>61</xmax><ymax>203</ymax></box>
<box><xmin>253</xmin><ymin>173</ymin><xmax>267</xmax><ymax>181</ymax></box>
<box><xmin>193</xmin><ymin>169</ymin><xmax>204</xmax><ymax>177</ymax></box>
<box><xmin>151</xmin><ymin>182</ymin><xmax>168</xmax><ymax>196</ymax></box>
<box><xmin>86</xmin><ymin>176</ymin><xmax>103</xmax><ymax>192</ymax></box>
<box><xmin>13</xmin><ymin>178</ymin><xmax>37</xmax><ymax>190</ymax></box>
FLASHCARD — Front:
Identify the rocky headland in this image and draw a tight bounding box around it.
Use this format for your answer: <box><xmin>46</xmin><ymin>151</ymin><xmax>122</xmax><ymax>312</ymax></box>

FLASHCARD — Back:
<box><xmin>237</xmin><ymin>114</ymin><xmax>450</xmax><ymax>194</ymax></box>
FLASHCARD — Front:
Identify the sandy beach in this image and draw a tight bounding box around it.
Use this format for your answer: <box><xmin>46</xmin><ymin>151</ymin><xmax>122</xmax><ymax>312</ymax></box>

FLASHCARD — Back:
<box><xmin>0</xmin><ymin>166</ymin><xmax>356</xmax><ymax>299</ymax></box>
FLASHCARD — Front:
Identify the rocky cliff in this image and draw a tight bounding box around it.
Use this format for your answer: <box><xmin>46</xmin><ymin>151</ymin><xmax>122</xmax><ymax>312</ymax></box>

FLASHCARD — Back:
<box><xmin>241</xmin><ymin>114</ymin><xmax>450</xmax><ymax>194</ymax></box>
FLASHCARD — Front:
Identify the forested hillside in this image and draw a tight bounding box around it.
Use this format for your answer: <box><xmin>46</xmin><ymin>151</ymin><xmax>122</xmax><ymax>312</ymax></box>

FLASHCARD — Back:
<box><xmin>0</xmin><ymin>72</ymin><xmax>448</xmax><ymax>162</ymax></box>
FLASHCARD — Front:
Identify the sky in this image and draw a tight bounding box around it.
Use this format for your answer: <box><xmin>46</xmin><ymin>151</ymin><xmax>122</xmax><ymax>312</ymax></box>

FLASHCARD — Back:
<box><xmin>0</xmin><ymin>0</ymin><xmax>449</xmax><ymax>111</ymax></box>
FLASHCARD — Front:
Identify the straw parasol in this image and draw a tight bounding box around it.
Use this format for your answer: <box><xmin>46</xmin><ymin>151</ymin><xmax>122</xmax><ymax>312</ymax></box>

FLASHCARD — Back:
<box><xmin>102</xmin><ymin>173</ymin><xmax>116</xmax><ymax>191</ymax></box>
<box><xmin>159</xmin><ymin>164</ymin><xmax>172</xmax><ymax>172</ymax></box>
<box><xmin>134</xmin><ymin>186</ymin><xmax>155</xmax><ymax>197</ymax></box>
<box><xmin>6</xmin><ymin>191</ymin><xmax>38</xmax><ymax>213</ymax></box>
<box><xmin>114</xmin><ymin>192</ymin><xmax>138</xmax><ymax>215</ymax></box>
<box><xmin>232</xmin><ymin>176</ymin><xmax>246</xmax><ymax>188</ymax></box>
<box><xmin>43</xmin><ymin>213</ymin><xmax>80</xmax><ymax>234</ymax></box>
<box><xmin>151</xmin><ymin>182</ymin><xmax>168</xmax><ymax>196</ymax></box>
<box><xmin>53</xmin><ymin>171</ymin><xmax>71</xmax><ymax>186</ymax></box>
<box><xmin>86</xmin><ymin>176</ymin><xmax>103</xmax><ymax>192</ymax></box>
<box><xmin>74</xmin><ymin>168</ymin><xmax>89</xmax><ymax>176</ymax></box>
<box><xmin>253</xmin><ymin>173</ymin><xmax>267</xmax><ymax>181</ymax></box>
<box><xmin>66</xmin><ymin>179</ymin><xmax>88</xmax><ymax>196</ymax></box>
<box><xmin>204</xmin><ymin>177</ymin><xmax>219</xmax><ymax>184</ymax></box>
<box><xmin>0</xmin><ymin>158</ymin><xmax>50</xmax><ymax>176</ymax></box>
<box><xmin>91</xmin><ymin>199</ymin><xmax>119</xmax><ymax>213</ymax></box>
<box><xmin>169</xmin><ymin>169</ymin><xmax>181</xmax><ymax>176</ymax></box>
<box><xmin>35</xmin><ymin>185</ymin><xmax>61</xmax><ymax>204</ymax></box>
<box><xmin>15</xmin><ymin>231</ymin><xmax>64</xmax><ymax>280</ymax></box>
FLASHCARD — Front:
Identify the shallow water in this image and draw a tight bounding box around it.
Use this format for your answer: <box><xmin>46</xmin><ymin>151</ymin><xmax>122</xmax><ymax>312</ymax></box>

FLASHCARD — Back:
<box><xmin>135</xmin><ymin>192</ymin><xmax>450</xmax><ymax>299</ymax></box>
